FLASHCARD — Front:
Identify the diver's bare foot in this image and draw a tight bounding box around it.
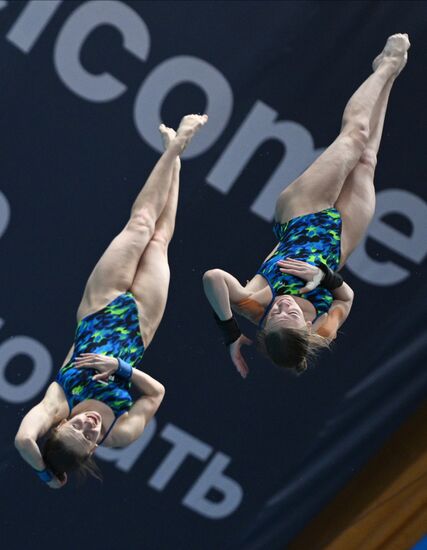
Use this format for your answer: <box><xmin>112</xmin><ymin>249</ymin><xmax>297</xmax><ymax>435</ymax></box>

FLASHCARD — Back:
<box><xmin>159</xmin><ymin>124</ymin><xmax>176</xmax><ymax>150</ymax></box>
<box><xmin>173</xmin><ymin>114</ymin><xmax>208</xmax><ymax>152</ymax></box>
<box><xmin>372</xmin><ymin>33</ymin><xmax>410</xmax><ymax>74</ymax></box>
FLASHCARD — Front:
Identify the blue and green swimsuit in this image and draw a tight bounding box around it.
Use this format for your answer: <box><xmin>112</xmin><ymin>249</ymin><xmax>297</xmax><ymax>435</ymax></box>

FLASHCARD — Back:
<box><xmin>257</xmin><ymin>208</ymin><xmax>342</xmax><ymax>324</ymax></box>
<box><xmin>56</xmin><ymin>292</ymin><xmax>145</xmax><ymax>440</ymax></box>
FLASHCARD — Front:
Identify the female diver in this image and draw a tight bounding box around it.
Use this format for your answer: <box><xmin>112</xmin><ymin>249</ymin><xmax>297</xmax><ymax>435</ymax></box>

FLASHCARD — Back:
<box><xmin>15</xmin><ymin>114</ymin><xmax>208</xmax><ymax>488</ymax></box>
<box><xmin>203</xmin><ymin>34</ymin><xmax>410</xmax><ymax>378</ymax></box>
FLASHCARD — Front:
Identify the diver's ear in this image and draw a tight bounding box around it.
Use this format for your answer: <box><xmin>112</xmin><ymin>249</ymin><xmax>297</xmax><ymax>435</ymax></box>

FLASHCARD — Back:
<box><xmin>306</xmin><ymin>320</ymin><xmax>313</xmax><ymax>332</ymax></box>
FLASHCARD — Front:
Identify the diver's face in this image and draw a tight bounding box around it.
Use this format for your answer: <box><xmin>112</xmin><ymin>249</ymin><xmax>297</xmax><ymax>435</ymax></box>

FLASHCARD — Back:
<box><xmin>57</xmin><ymin>411</ymin><xmax>102</xmax><ymax>454</ymax></box>
<box><xmin>265</xmin><ymin>296</ymin><xmax>307</xmax><ymax>331</ymax></box>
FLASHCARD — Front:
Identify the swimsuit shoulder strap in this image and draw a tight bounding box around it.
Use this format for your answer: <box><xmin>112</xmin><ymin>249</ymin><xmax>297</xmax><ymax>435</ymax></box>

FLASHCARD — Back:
<box><xmin>98</xmin><ymin>416</ymin><xmax>120</xmax><ymax>445</ymax></box>
<box><xmin>258</xmin><ymin>293</ymin><xmax>276</xmax><ymax>330</ymax></box>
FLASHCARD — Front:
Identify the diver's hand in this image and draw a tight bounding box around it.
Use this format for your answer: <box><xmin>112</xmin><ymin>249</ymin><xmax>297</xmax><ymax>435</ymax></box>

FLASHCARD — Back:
<box><xmin>74</xmin><ymin>353</ymin><xmax>118</xmax><ymax>382</ymax></box>
<box><xmin>276</xmin><ymin>258</ymin><xmax>324</xmax><ymax>293</ymax></box>
<box><xmin>228</xmin><ymin>335</ymin><xmax>252</xmax><ymax>379</ymax></box>
<box><xmin>46</xmin><ymin>473</ymin><xmax>67</xmax><ymax>489</ymax></box>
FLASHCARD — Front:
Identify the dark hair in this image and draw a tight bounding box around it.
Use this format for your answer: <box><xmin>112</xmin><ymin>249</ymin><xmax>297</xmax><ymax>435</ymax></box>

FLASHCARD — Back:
<box><xmin>42</xmin><ymin>427</ymin><xmax>102</xmax><ymax>483</ymax></box>
<box><xmin>257</xmin><ymin>325</ymin><xmax>330</xmax><ymax>374</ymax></box>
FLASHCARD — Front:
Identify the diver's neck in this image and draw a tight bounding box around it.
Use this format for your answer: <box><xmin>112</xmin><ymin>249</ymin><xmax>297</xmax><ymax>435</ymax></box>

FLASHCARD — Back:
<box><xmin>293</xmin><ymin>296</ymin><xmax>317</xmax><ymax>322</ymax></box>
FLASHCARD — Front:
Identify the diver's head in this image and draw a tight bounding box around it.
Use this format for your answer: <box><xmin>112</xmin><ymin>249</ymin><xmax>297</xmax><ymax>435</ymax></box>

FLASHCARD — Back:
<box><xmin>42</xmin><ymin>411</ymin><xmax>103</xmax><ymax>482</ymax></box>
<box><xmin>258</xmin><ymin>296</ymin><xmax>328</xmax><ymax>374</ymax></box>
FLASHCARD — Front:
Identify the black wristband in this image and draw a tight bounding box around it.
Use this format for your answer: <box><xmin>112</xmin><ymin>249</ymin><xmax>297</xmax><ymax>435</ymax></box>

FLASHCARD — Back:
<box><xmin>318</xmin><ymin>263</ymin><xmax>343</xmax><ymax>290</ymax></box>
<box><xmin>213</xmin><ymin>312</ymin><xmax>242</xmax><ymax>346</ymax></box>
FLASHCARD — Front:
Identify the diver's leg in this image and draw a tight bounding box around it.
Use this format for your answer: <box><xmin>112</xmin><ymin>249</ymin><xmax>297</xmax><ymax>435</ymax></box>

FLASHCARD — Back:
<box><xmin>77</xmin><ymin>115</ymin><xmax>207</xmax><ymax>320</ymax></box>
<box><xmin>130</xmin><ymin>127</ymin><xmax>181</xmax><ymax>347</ymax></box>
<box><xmin>274</xmin><ymin>34</ymin><xmax>410</xmax><ymax>224</ymax></box>
<box><xmin>335</xmin><ymin>54</ymin><xmax>405</xmax><ymax>267</ymax></box>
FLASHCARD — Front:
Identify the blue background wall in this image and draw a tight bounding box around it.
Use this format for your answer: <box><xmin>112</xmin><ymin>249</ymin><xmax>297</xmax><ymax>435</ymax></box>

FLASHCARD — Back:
<box><xmin>1</xmin><ymin>2</ymin><xmax>426</xmax><ymax>549</ymax></box>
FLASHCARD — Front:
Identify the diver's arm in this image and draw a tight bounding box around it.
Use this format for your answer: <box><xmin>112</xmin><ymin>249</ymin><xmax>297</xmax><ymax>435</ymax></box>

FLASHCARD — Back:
<box><xmin>15</xmin><ymin>424</ymin><xmax>47</xmax><ymax>471</ymax></box>
<box><xmin>202</xmin><ymin>269</ymin><xmax>251</xmax><ymax>320</ymax></box>
<box><xmin>129</xmin><ymin>368</ymin><xmax>165</xmax><ymax>399</ymax></box>
<box><xmin>111</xmin><ymin>370</ymin><xmax>165</xmax><ymax>445</ymax></box>
<box><xmin>72</xmin><ymin>353</ymin><xmax>165</xmax><ymax>445</ymax></box>
<box><xmin>203</xmin><ymin>269</ymin><xmax>254</xmax><ymax>377</ymax></box>
<box><xmin>315</xmin><ymin>282</ymin><xmax>354</xmax><ymax>340</ymax></box>
<box><xmin>15</xmin><ymin>406</ymin><xmax>68</xmax><ymax>489</ymax></box>
<box><xmin>330</xmin><ymin>281</ymin><xmax>354</xmax><ymax>302</ymax></box>
<box><xmin>14</xmin><ymin>382</ymin><xmax>66</xmax><ymax>470</ymax></box>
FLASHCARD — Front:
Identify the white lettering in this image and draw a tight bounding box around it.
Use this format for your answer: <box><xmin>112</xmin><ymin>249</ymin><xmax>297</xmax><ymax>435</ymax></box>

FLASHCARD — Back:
<box><xmin>346</xmin><ymin>189</ymin><xmax>427</xmax><ymax>285</ymax></box>
<box><xmin>207</xmin><ymin>101</ymin><xmax>324</xmax><ymax>221</ymax></box>
<box><xmin>53</xmin><ymin>0</ymin><xmax>150</xmax><ymax>102</ymax></box>
<box><xmin>0</xmin><ymin>191</ymin><xmax>10</xmax><ymax>238</ymax></box>
<box><xmin>183</xmin><ymin>452</ymin><xmax>243</xmax><ymax>519</ymax></box>
<box><xmin>6</xmin><ymin>0</ymin><xmax>63</xmax><ymax>53</ymax></box>
<box><xmin>149</xmin><ymin>423</ymin><xmax>212</xmax><ymax>490</ymax></box>
<box><xmin>96</xmin><ymin>417</ymin><xmax>157</xmax><ymax>472</ymax></box>
<box><xmin>134</xmin><ymin>56</ymin><xmax>233</xmax><ymax>158</ymax></box>
<box><xmin>0</xmin><ymin>331</ymin><xmax>52</xmax><ymax>403</ymax></box>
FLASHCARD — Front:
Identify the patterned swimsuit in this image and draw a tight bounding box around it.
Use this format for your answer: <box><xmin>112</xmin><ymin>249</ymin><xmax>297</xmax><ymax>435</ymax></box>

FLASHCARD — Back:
<box><xmin>257</xmin><ymin>208</ymin><xmax>342</xmax><ymax>323</ymax></box>
<box><xmin>56</xmin><ymin>292</ymin><xmax>145</xmax><ymax>420</ymax></box>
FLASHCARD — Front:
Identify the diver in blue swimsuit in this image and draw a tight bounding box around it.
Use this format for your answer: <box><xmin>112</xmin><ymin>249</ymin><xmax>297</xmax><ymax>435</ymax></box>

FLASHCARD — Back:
<box><xmin>15</xmin><ymin>114</ymin><xmax>208</xmax><ymax>489</ymax></box>
<box><xmin>203</xmin><ymin>34</ymin><xmax>410</xmax><ymax>378</ymax></box>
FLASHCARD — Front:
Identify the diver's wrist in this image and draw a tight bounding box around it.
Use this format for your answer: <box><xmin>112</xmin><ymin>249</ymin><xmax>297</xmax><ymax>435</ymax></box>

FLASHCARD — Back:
<box><xmin>116</xmin><ymin>358</ymin><xmax>133</xmax><ymax>380</ymax></box>
<box><xmin>213</xmin><ymin>312</ymin><xmax>242</xmax><ymax>346</ymax></box>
